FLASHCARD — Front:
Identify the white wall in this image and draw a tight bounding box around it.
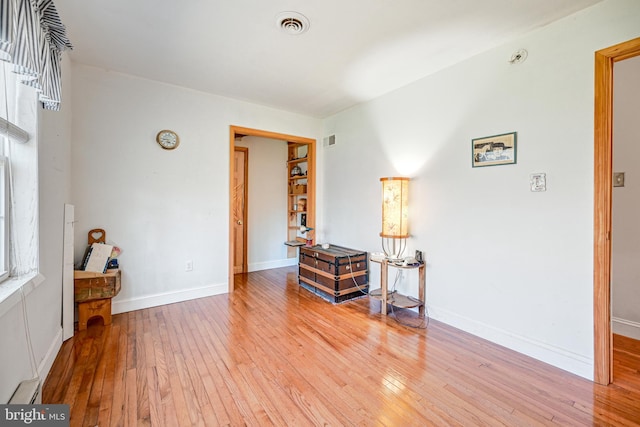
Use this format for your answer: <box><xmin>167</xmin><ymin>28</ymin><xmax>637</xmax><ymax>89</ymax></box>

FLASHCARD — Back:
<box><xmin>0</xmin><ymin>54</ymin><xmax>73</xmax><ymax>402</ymax></box>
<box><xmin>235</xmin><ymin>136</ymin><xmax>294</xmax><ymax>271</ymax></box>
<box><xmin>612</xmin><ymin>55</ymin><xmax>640</xmax><ymax>340</ymax></box>
<box><xmin>70</xmin><ymin>64</ymin><xmax>322</xmax><ymax>313</ymax></box>
<box><xmin>322</xmin><ymin>0</ymin><xmax>640</xmax><ymax>379</ymax></box>
<box><xmin>1</xmin><ymin>0</ymin><xmax>635</xmax><ymax>404</ymax></box>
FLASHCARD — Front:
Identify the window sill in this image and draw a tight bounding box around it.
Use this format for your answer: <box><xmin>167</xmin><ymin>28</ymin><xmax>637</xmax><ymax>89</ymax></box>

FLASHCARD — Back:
<box><xmin>0</xmin><ymin>272</ymin><xmax>45</xmax><ymax>318</ymax></box>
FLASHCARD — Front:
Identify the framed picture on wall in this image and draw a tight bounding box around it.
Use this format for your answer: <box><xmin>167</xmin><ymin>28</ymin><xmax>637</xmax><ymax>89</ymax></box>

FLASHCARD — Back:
<box><xmin>472</xmin><ymin>131</ymin><xmax>517</xmax><ymax>167</ymax></box>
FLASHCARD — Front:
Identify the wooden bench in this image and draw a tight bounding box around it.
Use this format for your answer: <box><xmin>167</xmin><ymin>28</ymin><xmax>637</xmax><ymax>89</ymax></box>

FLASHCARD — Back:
<box><xmin>74</xmin><ymin>269</ymin><xmax>121</xmax><ymax>330</ymax></box>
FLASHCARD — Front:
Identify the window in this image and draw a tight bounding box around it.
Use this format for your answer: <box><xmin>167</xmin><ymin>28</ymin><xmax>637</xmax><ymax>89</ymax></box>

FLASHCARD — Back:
<box><xmin>0</xmin><ymin>0</ymin><xmax>69</xmax><ymax>301</ymax></box>
<box><xmin>0</xmin><ymin>64</ymin><xmax>15</xmax><ymax>282</ymax></box>
<box><xmin>1</xmin><ymin>61</ymin><xmax>38</xmax><ymax>283</ymax></box>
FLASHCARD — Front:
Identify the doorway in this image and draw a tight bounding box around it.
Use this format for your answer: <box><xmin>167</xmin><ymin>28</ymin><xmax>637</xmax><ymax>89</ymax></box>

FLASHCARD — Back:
<box><xmin>593</xmin><ymin>37</ymin><xmax>640</xmax><ymax>385</ymax></box>
<box><xmin>228</xmin><ymin>126</ymin><xmax>316</xmax><ymax>292</ymax></box>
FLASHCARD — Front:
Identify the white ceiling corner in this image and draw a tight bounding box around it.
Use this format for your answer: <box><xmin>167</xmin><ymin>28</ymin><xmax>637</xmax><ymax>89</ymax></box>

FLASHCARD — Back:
<box><xmin>54</xmin><ymin>0</ymin><xmax>603</xmax><ymax>118</ymax></box>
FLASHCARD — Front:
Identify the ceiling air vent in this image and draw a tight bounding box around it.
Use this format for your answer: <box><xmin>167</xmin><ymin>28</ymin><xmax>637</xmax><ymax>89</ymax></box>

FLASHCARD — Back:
<box><xmin>276</xmin><ymin>12</ymin><xmax>310</xmax><ymax>35</ymax></box>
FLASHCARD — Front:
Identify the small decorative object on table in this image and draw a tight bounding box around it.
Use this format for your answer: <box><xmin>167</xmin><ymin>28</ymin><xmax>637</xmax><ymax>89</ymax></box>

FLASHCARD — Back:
<box><xmin>299</xmin><ymin>225</ymin><xmax>314</xmax><ymax>247</ymax></box>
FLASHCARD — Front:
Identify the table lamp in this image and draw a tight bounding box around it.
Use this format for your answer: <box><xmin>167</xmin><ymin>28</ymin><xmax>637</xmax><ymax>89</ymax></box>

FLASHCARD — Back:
<box><xmin>380</xmin><ymin>177</ymin><xmax>409</xmax><ymax>261</ymax></box>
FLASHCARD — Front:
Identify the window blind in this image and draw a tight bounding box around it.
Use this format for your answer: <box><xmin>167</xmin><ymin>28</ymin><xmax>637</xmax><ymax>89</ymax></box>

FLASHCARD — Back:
<box><xmin>0</xmin><ymin>0</ymin><xmax>72</xmax><ymax>111</ymax></box>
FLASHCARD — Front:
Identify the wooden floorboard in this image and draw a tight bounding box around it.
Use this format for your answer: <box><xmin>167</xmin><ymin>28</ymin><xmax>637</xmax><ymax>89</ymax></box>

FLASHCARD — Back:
<box><xmin>43</xmin><ymin>266</ymin><xmax>640</xmax><ymax>426</ymax></box>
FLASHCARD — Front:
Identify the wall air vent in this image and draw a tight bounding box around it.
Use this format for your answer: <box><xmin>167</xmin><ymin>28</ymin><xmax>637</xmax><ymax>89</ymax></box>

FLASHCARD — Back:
<box><xmin>323</xmin><ymin>135</ymin><xmax>336</xmax><ymax>148</ymax></box>
<box><xmin>276</xmin><ymin>12</ymin><xmax>310</xmax><ymax>35</ymax></box>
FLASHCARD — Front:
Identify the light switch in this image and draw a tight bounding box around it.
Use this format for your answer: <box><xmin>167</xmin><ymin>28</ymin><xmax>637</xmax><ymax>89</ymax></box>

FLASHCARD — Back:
<box><xmin>613</xmin><ymin>172</ymin><xmax>625</xmax><ymax>187</ymax></box>
<box><xmin>530</xmin><ymin>173</ymin><xmax>546</xmax><ymax>192</ymax></box>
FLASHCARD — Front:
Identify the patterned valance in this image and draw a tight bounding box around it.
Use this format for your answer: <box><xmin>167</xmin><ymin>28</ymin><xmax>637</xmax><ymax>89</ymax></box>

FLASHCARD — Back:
<box><xmin>0</xmin><ymin>0</ymin><xmax>72</xmax><ymax>110</ymax></box>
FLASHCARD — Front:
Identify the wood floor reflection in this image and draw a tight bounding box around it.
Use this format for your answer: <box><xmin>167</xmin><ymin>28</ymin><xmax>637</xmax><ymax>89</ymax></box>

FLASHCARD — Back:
<box><xmin>44</xmin><ymin>266</ymin><xmax>640</xmax><ymax>426</ymax></box>
<box><xmin>613</xmin><ymin>333</ymin><xmax>640</xmax><ymax>392</ymax></box>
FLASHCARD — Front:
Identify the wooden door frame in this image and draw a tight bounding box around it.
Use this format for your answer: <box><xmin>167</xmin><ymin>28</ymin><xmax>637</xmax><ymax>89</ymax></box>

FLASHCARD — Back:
<box><xmin>593</xmin><ymin>37</ymin><xmax>640</xmax><ymax>385</ymax></box>
<box><xmin>228</xmin><ymin>126</ymin><xmax>316</xmax><ymax>292</ymax></box>
<box><xmin>233</xmin><ymin>146</ymin><xmax>249</xmax><ymax>274</ymax></box>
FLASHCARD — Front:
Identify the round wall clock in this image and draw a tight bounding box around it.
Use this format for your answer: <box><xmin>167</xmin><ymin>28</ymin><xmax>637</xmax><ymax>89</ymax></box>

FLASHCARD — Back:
<box><xmin>156</xmin><ymin>130</ymin><xmax>179</xmax><ymax>150</ymax></box>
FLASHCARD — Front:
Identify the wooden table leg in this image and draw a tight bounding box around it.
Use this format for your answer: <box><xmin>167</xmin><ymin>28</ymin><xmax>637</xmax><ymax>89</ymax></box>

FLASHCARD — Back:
<box><xmin>418</xmin><ymin>263</ymin><xmax>426</xmax><ymax>317</ymax></box>
<box><xmin>381</xmin><ymin>259</ymin><xmax>388</xmax><ymax>315</ymax></box>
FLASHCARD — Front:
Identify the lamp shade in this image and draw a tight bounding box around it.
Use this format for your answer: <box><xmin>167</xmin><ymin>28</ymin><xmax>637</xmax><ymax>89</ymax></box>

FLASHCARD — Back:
<box><xmin>380</xmin><ymin>177</ymin><xmax>409</xmax><ymax>238</ymax></box>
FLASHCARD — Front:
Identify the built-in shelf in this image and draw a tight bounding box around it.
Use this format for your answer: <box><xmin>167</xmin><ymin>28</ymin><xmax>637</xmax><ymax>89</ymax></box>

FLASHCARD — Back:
<box><xmin>285</xmin><ymin>142</ymin><xmax>313</xmax><ymax>256</ymax></box>
<box><xmin>288</xmin><ymin>157</ymin><xmax>308</xmax><ymax>165</ymax></box>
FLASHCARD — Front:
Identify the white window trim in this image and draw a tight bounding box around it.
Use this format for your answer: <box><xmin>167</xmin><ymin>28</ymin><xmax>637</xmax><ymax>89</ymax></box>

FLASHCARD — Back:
<box><xmin>0</xmin><ymin>273</ymin><xmax>44</xmax><ymax>317</ymax></box>
<box><xmin>0</xmin><ymin>117</ymin><xmax>29</xmax><ymax>144</ymax></box>
<box><xmin>0</xmin><ymin>155</ymin><xmax>8</xmax><ymax>282</ymax></box>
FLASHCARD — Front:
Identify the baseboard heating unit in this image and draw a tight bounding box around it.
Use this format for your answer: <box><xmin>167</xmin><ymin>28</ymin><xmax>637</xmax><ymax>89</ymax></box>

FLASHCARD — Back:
<box><xmin>8</xmin><ymin>378</ymin><xmax>41</xmax><ymax>404</ymax></box>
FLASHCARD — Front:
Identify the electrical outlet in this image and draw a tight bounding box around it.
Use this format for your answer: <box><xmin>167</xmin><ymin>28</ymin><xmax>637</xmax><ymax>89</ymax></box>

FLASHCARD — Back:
<box><xmin>185</xmin><ymin>260</ymin><xmax>193</xmax><ymax>272</ymax></box>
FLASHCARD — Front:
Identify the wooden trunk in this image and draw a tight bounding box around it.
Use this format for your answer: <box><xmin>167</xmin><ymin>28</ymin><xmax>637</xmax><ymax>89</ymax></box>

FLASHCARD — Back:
<box><xmin>298</xmin><ymin>245</ymin><xmax>368</xmax><ymax>303</ymax></box>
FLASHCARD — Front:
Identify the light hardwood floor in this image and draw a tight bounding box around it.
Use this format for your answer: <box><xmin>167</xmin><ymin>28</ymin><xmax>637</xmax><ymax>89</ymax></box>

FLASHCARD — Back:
<box><xmin>44</xmin><ymin>266</ymin><xmax>640</xmax><ymax>426</ymax></box>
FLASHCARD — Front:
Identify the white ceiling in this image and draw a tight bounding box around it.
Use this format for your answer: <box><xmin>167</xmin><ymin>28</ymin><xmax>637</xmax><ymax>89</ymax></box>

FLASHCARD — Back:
<box><xmin>54</xmin><ymin>0</ymin><xmax>602</xmax><ymax>118</ymax></box>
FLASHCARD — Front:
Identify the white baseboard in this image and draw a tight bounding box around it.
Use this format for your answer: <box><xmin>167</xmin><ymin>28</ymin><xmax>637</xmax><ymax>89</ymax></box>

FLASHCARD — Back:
<box><xmin>112</xmin><ymin>282</ymin><xmax>227</xmax><ymax>314</ymax></box>
<box><xmin>39</xmin><ymin>327</ymin><xmax>62</xmax><ymax>382</ymax></box>
<box><xmin>248</xmin><ymin>258</ymin><xmax>297</xmax><ymax>272</ymax></box>
<box><xmin>612</xmin><ymin>317</ymin><xmax>640</xmax><ymax>341</ymax></box>
<box><xmin>428</xmin><ymin>305</ymin><xmax>593</xmax><ymax>380</ymax></box>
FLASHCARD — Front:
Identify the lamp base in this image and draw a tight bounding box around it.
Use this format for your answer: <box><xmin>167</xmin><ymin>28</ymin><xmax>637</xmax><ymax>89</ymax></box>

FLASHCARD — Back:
<box><xmin>381</xmin><ymin>236</ymin><xmax>407</xmax><ymax>261</ymax></box>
